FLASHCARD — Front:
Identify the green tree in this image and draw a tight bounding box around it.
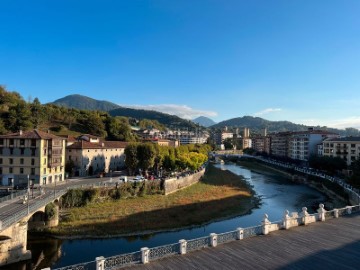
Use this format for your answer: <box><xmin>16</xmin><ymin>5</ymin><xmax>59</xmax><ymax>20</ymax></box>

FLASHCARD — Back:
<box><xmin>125</xmin><ymin>143</ymin><xmax>139</xmax><ymax>175</ymax></box>
<box><xmin>107</xmin><ymin>116</ymin><xmax>136</xmax><ymax>141</ymax></box>
<box><xmin>137</xmin><ymin>143</ymin><xmax>156</xmax><ymax>174</ymax></box>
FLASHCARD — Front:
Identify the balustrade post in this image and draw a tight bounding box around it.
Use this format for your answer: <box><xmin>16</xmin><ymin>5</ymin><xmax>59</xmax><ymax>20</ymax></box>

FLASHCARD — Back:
<box><xmin>210</xmin><ymin>233</ymin><xmax>218</xmax><ymax>247</ymax></box>
<box><xmin>179</xmin><ymin>239</ymin><xmax>187</xmax><ymax>254</ymax></box>
<box><xmin>262</xmin><ymin>214</ymin><xmax>271</xmax><ymax>235</ymax></box>
<box><xmin>317</xmin><ymin>204</ymin><xmax>326</xmax><ymax>222</ymax></box>
<box><xmin>141</xmin><ymin>247</ymin><xmax>150</xmax><ymax>264</ymax></box>
<box><xmin>283</xmin><ymin>210</ymin><xmax>290</xmax><ymax>230</ymax></box>
<box><xmin>236</xmin><ymin>227</ymin><xmax>244</xmax><ymax>240</ymax></box>
<box><xmin>301</xmin><ymin>207</ymin><xmax>309</xmax><ymax>225</ymax></box>
<box><xmin>96</xmin><ymin>256</ymin><xmax>105</xmax><ymax>270</ymax></box>
<box><xmin>334</xmin><ymin>209</ymin><xmax>339</xmax><ymax>218</ymax></box>
<box><xmin>346</xmin><ymin>206</ymin><xmax>352</xmax><ymax>215</ymax></box>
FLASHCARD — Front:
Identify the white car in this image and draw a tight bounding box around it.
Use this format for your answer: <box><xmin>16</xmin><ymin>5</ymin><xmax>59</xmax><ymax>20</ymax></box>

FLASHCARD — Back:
<box><xmin>133</xmin><ymin>175</ymin><xmax>145</xmax><ymax>181</ymax></box>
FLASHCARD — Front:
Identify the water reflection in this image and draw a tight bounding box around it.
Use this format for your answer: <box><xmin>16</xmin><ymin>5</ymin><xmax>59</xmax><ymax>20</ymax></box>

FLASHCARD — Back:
<box><xmin>8</xmin><ymin>162</ymin><xmax>344</xmax><ymax>269</ymax></box>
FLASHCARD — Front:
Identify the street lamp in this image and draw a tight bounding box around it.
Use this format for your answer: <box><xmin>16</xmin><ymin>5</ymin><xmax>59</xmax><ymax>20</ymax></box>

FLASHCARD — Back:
<box><xmin>27</xmin><ymin>174</ymin><xmax>30</xmax><ymax>214</ymax></box>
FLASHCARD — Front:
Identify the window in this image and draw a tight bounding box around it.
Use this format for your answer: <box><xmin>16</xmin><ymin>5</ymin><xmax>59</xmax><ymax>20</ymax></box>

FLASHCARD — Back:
<box><xmin>0</xmin><ymin>158</ymin><xmax>2</xmax><ymax>164</ymax></box>
<box><xmin>9</xmin><ymin>148</ymin><xmax>13</xmax><ymax>155</ymax></box>
<box><xmin>20</xmin><ymin>158</ymin><xmax>24</xmax><ymax>164</ymax></box>
<box><xmin>9</xmin><ymin>158</ymin><xmax>13</xmax><ymax>164</ymax></box>
<box><xmin>44</xmin><ymin>149</ymin><xmax>47</xmax><ymax>155</ymax></box>
<box><xmin>9</xmin><ymin>167</ymin><xmax>13</xmax><ymax>173</ymax></box>
<box><xmin>0</xmin><ymin>148</ymin><xmax>2</xmax><ymax>155</ymax></box>
<box><xmin>20</xmin><ymin>139</ymin><xmax>25</xmax><ymax>146</ymax></box>
<box><xmin>9</xmin><ymin>139</ymin><xmax>14</xmax><ymax>145</ymax></box>
<box><xmin>20</xmin><ymin>148</ymin><xmax>25</xmax><ymax>155</ymax></box>
<box><xmin>31</xmin><ymin>149</ymin><xmax>36</xmax><ymax>156</ymax></box>
<box><xmin>351</xmin><ymin>144</ymin><xmax>356</xmax><ymax>148</ymax></box>
<box><xmin>0</xmin><ymin>139</ymin><xmax>3</xmax><ymax>145</ymax></box>
<box><xmin>44</xmin><ymin>158</ymin><xmax>46</xmax><ymax>165</ymax></box>
<box><xmin>31</xmin><ymin>139</ymin><xmax>36</xmax><ymax>147</ymax></box>
<box><xmin>43</xmin><ymin>168</ymin><xmax>46</xmax><ymax>174</ymax></box>
<box><xmin>31</xmin><ymin>168</ymin><xmax>35</xmax><ymax>175</ymax></box>
<box><xmin>0</xmin><ymin>167</ymin><xmax>2</xmax><ymax>174</ymax></box>
<box><xmin>69</xmin><ymin>156</ymin><xmax>72</xmax><ymax>160</ymax></box>
<box><xmin>20</xmin><ymin>168</ymin><xmax>24</xmax><ymax>174</ymax></box>
<box><xmin>31</xmin><ymin>159</ymin><xmax>35</xmax><ymax>165</ymax></box>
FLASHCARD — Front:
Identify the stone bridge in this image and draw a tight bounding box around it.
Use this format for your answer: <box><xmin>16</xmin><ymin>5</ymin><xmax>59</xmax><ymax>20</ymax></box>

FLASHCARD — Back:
<box><xmin>0</xmin><ymin>190</ymin><xmax>65</xmax><ymax>267</ymax></box>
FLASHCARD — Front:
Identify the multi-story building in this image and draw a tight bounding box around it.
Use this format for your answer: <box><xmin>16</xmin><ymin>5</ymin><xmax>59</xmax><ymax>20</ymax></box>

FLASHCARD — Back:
<box><xmin>322</xmin><ymin>137</ymin><xmax>360</xmax><ymax>165</ymax></box>
<box><xmin>0</xmin><ymin>130</ymin><xmax>66</xmax><ymax>187</ymax></box>
<box><xmin>288</xmin><ymin>129</ymin><xmax>339</xmax><ymax>161</ymax></box>
<box><xmin>252</xmin><ymin>136</ymin><xmax>271</xmax><ymax>154</ymax></box>
<box><xmin>214</xmin><ymin>127</ymin><xmax>234</xmax><ymax>146</ymax></box>
<box><xmin>66</xmin><ymin>135</ymin><xmax>128</xmax><ymax>176</ymax></box>
<box><xmin>270</xmin><ymin>132</ymin><xmax>292</xmax><ymax>158</ymax></box>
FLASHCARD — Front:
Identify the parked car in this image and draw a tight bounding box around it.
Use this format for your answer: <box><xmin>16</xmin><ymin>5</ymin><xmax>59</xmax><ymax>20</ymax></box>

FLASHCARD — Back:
<box><xmin>133</xmin><ymin>175</ymin><xmax>145</xmax><ymax>181</ymax></box>
<box><xmin>119</xmin><ymin>176</ymin><xmax>128</xmax><ymax>183</ymax></box>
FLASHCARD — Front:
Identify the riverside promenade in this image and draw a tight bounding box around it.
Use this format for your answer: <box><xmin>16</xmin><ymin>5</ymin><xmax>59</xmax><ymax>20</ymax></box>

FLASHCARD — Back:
<box><xmin>126</xmin><ymin>213</ymin><xmax>360</xmax><ymax>270</ymax></box>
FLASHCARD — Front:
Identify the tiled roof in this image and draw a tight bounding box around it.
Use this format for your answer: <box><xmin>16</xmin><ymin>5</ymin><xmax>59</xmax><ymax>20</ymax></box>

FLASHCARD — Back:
<box><xmin>67</xmin><ymin>140</ymin><xmax>128</xmax><ymax>149</ymax></box>
<box><xmin>0</xmin><ymin>129</ymin><xmax>64</xmax><ymax>140</ymax></box>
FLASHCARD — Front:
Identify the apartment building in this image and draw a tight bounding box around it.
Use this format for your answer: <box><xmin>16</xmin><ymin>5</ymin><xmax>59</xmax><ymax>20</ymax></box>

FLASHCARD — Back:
<box><xmin>288</xmin><ymin>130</ymin><xmax>339</xmax><ymax>161</ymax></box>
<box><xmin>66</xmin><ymin>135</ymin><xmax>128</xmax><ymax>176</ymax></box>
<box><xmin>252</xmin><ymin>136</ymin><xmax>271</xmax><ymax>154</ymax></box>
<box><xmin>322</xmin><ymin>137</ymin><xmax>360</xmax><ymax>165</ymax></box>
<box><xmin>270</xmin><ymin>132</ymin><xmax>292</xmax><ymax>158</ymax></box>
<box><xmin>0</xmin><ymin>130</ymin><xmax>66</xmax><ymax>186</ymax></box>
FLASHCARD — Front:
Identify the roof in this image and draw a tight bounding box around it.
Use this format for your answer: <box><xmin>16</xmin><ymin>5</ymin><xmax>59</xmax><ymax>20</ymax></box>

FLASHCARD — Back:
<box><xmin>67</xmin><ymin>140</ymin><xmax>129</xmax><ymax>150</ymax></box>
<box><xmin>58</xmin><ymin>135</ymin><xmax>77</xmax><ymax>142</ymax></box>
<box><xmin>323</xmin><ymin>137</ymin><xmax>360</xmax><ymax>142</ymax></box>
<box><xmin>0</xmin><ymin>129</ymin><xmax>64</xmax><ymax>140</ymax></box>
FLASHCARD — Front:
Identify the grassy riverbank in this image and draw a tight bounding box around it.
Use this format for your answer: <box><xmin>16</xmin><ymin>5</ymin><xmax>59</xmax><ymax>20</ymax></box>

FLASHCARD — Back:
<box><xmin>46</xmin><ymin>164</ymin><xmax>257</xmax><ymax>238</ymax></box>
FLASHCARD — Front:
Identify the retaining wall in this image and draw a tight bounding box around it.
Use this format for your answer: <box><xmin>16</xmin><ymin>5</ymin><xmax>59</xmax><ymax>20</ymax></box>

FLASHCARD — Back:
<box><xmin>164</xmin><ymin>169</ymin><xmax>205</xmax><ymax>195</ymax></box>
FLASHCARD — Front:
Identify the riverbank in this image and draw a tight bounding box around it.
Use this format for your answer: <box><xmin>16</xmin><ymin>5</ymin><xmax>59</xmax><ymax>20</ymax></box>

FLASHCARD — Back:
<box><xmin>44</xmin><ymin>164</ymin><xmax>258</xmax><ymax>238</ymax></box>
<box><xmin>237</xmin><ymin>159</ymin><xmax>348</xmax><ymax>209</ymax></box>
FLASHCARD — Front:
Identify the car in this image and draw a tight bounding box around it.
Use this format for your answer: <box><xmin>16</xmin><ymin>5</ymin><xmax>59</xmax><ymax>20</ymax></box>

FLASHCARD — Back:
<box><xmin>133</xmin><ymin>175</ymin><xmax>145</xmax><ymax>181</ymax></box>
<box><xmin>119</xmin><ymin>176</ymin><xmax>128</xmax><ymax>183</ymax></box>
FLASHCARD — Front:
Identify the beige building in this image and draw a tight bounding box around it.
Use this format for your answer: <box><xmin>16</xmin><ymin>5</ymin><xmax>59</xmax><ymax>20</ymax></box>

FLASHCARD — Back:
<box><xmin>66</xmin><ymin>135</ymin><xmax>128</xmax><ymax>176</ymax></box>
<box><xmin>270</xmin><ymin>132</ymin><xmax>291</xmax><ymax>158</ymax></box>
<box><xmin>0</xmin><ymin>130</ymin><xmax>66</xmax><ymax>187</ymax></box>
<box><xmin>322</xmin><ymin>137</ymin><xmax>360</xmax><ymax>165</ymax></box>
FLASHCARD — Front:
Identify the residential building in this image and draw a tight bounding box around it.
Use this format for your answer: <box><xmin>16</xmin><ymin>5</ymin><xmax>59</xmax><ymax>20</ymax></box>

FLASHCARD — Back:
<box><xmin>252</xmin><ymin>136</ymin><xmax>271</xmax><ymax>154</ymax></box>
<box><xmin>270</xmin><ymin>132</ymin><xmax>292</xmax><ymax>158</ymax></box>
<box><xmin>0</xmin><ymin>130</ymin><xmax>66</xmax><ymax>186</ymax></box>
<box><xmin>66</xmin><ymin>135</ymin><xmax>128</xmax><ymax>176</ymax></box>
<box><xmin>322</xmin><ymin>137</ymin><xmax>360</xmax><ymax>165</ymax></box>
<box><xmin>288</xmin><ymin>129</ymin><xmax>339</xmax><ymax>161</ymax></box>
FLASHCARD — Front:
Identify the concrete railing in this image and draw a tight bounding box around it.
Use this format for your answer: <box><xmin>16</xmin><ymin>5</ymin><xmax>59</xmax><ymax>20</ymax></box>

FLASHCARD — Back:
<box><xmin>48</xmin><ymin>203</ymin><xmax>360</xmax><ymax>270</ymax></box>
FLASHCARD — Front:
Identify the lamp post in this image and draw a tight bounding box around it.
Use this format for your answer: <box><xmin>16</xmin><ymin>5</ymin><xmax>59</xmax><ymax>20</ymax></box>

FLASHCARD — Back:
<box><xmin>27</xmin><ymin>174</ymin><xmax>30</xmax><ymax>214</ymax></box>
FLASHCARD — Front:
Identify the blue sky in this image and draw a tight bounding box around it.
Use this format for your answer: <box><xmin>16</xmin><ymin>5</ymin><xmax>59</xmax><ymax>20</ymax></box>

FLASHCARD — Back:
<box><xmin>1</xmin><ymin>1</ymin><xmax>360</xmax><ymax>129</ymax></box>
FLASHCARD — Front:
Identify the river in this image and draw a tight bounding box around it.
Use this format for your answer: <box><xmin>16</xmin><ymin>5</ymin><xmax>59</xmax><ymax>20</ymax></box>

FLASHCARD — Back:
<box><xmin>7</xmin><ymin>162</ymin><xmax>345</xmax><ymax>270</ymax></box>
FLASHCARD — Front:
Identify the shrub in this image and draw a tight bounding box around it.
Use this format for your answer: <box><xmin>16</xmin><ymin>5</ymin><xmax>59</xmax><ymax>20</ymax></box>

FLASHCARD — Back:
<box><xmin>45</xmin><ymin>202</ymin><xmax>57</xmax><ymax>220</ymax></box>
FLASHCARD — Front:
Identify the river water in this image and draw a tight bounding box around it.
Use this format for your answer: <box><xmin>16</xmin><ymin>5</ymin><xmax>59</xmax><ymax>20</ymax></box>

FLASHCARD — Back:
<box><xmin>8</xmin><ymin>162</ymin><xmax>344</xmax><ymax>270</ymax></box>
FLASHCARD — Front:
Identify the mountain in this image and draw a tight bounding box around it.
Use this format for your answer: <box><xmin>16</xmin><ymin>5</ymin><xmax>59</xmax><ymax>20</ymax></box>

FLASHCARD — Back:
<box><xmin>109</xmin><ymin>107</ymin><xmax>197</xmax><ymax>129</ymax></box>
<box><xmin>52</xmin><ymin>94</ymin><xmax>120</xmax><ymax>112</ymax></box>
<box><xmin>192</xmin><ymin>116</ymin><xmax>216</xmax><ymax>127</ymax></box>
<box><xmin>211</xmin><ymin>116</ymin><xmax>359</xmax><ymax>136</ymax></box>
<box><xmin>52</xmin><ymin>94</ymin><xmax>197</xmax><ymax>129</ymax></box>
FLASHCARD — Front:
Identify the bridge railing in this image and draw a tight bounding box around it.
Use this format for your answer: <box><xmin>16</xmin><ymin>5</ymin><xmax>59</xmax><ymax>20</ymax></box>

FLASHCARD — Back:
<box><xmin>0</xmin><ymin>189</ymin><xmax>67</xmax><ymax>231</ymax></box>
<box><xmin>49</xmin><ymin>203</ymin><xmax>360</xmax><ymax>270</ymax></box>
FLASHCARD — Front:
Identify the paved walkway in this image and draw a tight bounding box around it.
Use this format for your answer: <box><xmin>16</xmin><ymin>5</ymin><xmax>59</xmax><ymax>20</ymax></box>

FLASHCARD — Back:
<box><xmin>127</xmin><ymin>214</ymin><xmax>360</xmax><ymax>270</ymax></box>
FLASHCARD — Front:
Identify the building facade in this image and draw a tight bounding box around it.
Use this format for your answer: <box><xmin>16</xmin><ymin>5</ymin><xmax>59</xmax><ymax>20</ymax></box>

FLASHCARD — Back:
<box><xmin>66</xmin><ymin>136</ymin><xmax>128</xmax><ymax>177</ymax></box>
<box><xmin>0</xmin><ymin>130</ymin><xmax>66</xmax><ymax>187</ymax></box>
<box><xmin>322</xmin><ymin>137</ymin><xmax>360</xmax><ymax>165</ymax></box>
<box><xmin>288</xmin><ymin>130</ymin><xmax>339</xmax><ymax>161</ymax></box>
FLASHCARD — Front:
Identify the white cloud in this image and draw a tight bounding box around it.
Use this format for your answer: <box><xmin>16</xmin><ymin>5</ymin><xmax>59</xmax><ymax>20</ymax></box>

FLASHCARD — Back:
<box><xmin>325</xmin><ymin>117</ymin><xmax>360</xmax><ymax>130</ymax></box>
<box><xmin>254</xmin><ymin>108</ymin><xmax>282</xmax><ymax>116</ymax></box>
<box><xmin>121</xmin><ymin>104</ymin><xmax>218</xmax><ymax>120</ymax></box>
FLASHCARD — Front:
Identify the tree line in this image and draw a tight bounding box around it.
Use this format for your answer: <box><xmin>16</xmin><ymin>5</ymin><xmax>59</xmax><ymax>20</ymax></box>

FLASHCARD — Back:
<box><xmin>125</xmin><ymin>143</ymin><xmax>211</xmax><ymax>176</ymax></box>
<box><xmin>0</xmin><ymin>85</ymin><xmax>166</xmax><ymax>140</ymax></box>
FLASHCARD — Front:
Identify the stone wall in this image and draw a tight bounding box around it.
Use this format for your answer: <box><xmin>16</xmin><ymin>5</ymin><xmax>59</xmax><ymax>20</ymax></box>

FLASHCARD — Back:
<box><xmin>164</xmin><ymin>169</ymin><xmax>205</xmax><ymax>195</ymax></box>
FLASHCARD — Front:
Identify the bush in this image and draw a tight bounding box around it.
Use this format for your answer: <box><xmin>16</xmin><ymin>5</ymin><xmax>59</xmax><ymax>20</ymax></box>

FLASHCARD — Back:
<box><xmin>45</xmin><ymin>202</ymin><xmax>57</xmax><ymax>220</ymax></box>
